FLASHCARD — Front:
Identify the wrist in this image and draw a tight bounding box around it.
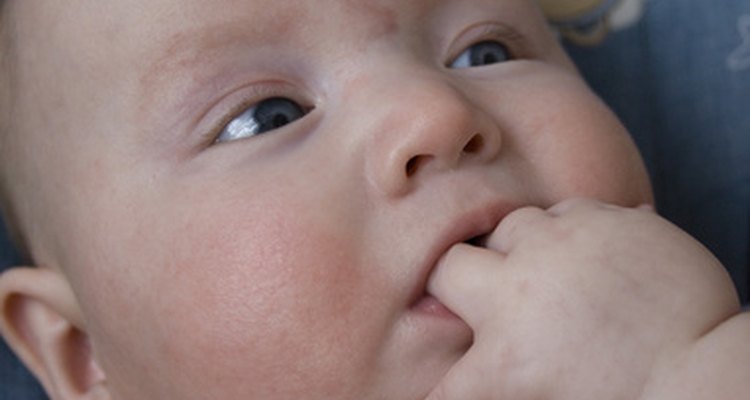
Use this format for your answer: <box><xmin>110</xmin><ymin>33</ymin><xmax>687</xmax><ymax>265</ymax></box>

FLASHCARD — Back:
<box><xmin>640</xmin><ymin>312</ymin><xmax>750</xmax><ymax>400</ymax></box>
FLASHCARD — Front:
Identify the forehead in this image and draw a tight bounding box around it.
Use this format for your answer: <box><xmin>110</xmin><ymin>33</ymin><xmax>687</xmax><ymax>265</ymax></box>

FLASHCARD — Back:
<box><xmin>142</xmin><ymin>0</ymin><xmax>438</xmax><ymax>56</ymax></box>
<box><xmin>141</xmin><ymin>0</ymin><xmax>403</xmax><ymax>83</ymax></box>
<box><xmin>140</xmin><ymin>0</ymin><xmax>437</xmax><ymax>85</ymax></box>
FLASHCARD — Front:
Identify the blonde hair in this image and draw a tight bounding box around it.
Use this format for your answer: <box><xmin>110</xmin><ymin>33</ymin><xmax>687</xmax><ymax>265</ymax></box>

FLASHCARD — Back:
<box><xmin>537</xmin><ymin>0</ymin><xmax>619</xmax><ymax>46</ymax></box>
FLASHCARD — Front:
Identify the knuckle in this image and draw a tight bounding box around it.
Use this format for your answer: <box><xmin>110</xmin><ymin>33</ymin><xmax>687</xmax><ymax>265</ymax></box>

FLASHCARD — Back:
<box><xmin>548</xmin><ymin>197</ymin><xmax>601</xmax><ymax>215</ymax></box>
<box><xmin>493</xmin><ymin>206</ymin><xmax>548</xmax><ymax>247</ymax></box>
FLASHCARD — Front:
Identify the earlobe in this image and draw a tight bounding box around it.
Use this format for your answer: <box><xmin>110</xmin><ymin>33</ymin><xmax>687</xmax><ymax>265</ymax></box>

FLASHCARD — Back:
<box><xmin>0</xmin><ymin>267</ymin><xmax>110</xmax><ymax>400</ymax></box>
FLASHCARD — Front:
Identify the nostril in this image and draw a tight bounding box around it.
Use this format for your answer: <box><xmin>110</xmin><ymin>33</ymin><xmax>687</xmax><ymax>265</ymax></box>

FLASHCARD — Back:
<box><xmin>405</xmin><ymin>154</ymin><xmax>433</xmax><ymax>177</ymax></box>
<box><xmin>405</xmin><ymin>157</ymin><xmax>418</xmax><ymax>177</ymax></box>
<box><xmin>462</xmin><ymin>134</ymin><xmax>484</xmax><ymax>154</ymax></box>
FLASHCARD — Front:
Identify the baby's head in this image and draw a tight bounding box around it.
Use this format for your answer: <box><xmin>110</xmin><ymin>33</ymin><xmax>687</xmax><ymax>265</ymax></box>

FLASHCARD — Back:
<box><xmin>0</xmin><ymin>0</ymin><xmax>652</xmax><ymax>399</ymax></box>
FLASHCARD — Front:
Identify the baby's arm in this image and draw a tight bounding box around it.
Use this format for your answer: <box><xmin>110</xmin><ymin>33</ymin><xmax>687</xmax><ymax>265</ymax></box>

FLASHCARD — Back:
<box><xmin>426</xmin><ymin>199</ymin><xmax>748</xmax><ymax>400</ymax></box>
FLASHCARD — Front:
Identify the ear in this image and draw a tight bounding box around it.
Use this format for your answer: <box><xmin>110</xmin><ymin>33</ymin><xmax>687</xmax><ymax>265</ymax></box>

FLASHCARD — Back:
<box><xmin>0</xmin><ymin>267</ymin><xmax>110</xmax><ymax>400</ymax></box>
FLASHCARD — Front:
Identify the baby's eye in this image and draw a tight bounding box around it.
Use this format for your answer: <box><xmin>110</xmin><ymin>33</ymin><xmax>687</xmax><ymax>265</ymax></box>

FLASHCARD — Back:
<box><xmin>216</xmin><ymin>97</ymin><xmax>307</xmax><ymax>143</ymax></box>
<box><xmin>449</xmin><ymin>40</ymin><xmax>513</xmax><ymax>69</ymax></box>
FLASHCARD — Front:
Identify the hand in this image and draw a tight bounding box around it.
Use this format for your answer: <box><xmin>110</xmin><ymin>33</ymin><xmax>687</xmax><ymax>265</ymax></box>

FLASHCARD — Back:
<box><xmin>426</xmin><ymin>199</ymin><xmax>738</xmax><ymax>400</ymax></box>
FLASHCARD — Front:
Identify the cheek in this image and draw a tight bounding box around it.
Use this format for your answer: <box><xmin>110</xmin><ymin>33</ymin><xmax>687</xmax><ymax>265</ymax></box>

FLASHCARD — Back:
<box><xmin>540</xmin><ymin>125</ymin><xmax>651</xmax><ymax>205</ymax></box>
<box><xmin>94</xmin><ymin>186</ymin><xmax>389</xmax><ymax>398</ymax></box>
<box><xmin>156</xmin><ymin>209</ymin><xmax>366</xmax><ymax>394</ymax></box>
<box><xmin>505</xmin><ymin>72</ymin><xmax>653</xmax><ymax>206</ymax></box>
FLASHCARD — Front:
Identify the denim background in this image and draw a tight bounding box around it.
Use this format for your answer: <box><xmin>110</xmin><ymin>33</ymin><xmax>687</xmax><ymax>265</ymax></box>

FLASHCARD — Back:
<box><xmin>0</xmin><ymin>228</ymin><xmax>44</xmax><ymax>400</ymax></box>
<box><xmin>2</xmin><ymin>1</ymin><xmax>749</xmax><ymax>398</ymax></box>
<box><xmin>567</xmin><ymin>0</ymin><xmax>750</xmax><ymax>304</ymax></box>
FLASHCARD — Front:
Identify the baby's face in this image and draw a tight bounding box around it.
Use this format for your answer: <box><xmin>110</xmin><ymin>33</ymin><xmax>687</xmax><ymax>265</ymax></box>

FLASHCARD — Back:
<box><xmin>9</xmin><ymin>0</ymin><xmax>651</xmax><ymax>398</ymax></box>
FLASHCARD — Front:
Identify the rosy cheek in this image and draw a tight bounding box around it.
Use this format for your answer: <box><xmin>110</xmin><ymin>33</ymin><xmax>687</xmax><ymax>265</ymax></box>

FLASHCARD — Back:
<box><xmin>129</xmin><ymin>200</ymin><xmax>376</xmax><ymax>392</ymax></box>
<box><xmin>557</xmin><ymin>127</ymin><xmax>651</xmax><ymax>205</ymax></box>
<box><xmin>518</xmin><ymin>79</ymin><xmax>652</xmax><ymax>205</ymax></box>
<box><xmin>160</xmin><ymin>211</ymin><xmax>321</xmax><ymax>339</ymax></box>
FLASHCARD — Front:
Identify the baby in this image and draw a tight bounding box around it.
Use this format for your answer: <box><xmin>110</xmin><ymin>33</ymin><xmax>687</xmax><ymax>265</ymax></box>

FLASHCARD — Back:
<box><xmin>0</xmin><ymin>0</ymin><xmax>746</xmax><ymax>399</ymax></box>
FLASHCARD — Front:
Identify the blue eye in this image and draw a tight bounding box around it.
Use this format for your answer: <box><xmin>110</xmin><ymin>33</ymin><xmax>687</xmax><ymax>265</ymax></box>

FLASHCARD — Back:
<box><xmin>216</xmin><ymin>97</ymin><xmax>307</xmax><ymax>143</ymax></box>
<box><xmin>450</xmin><ymin>40</ymin><xmax>513</xmax><ymax>69</ymax></box>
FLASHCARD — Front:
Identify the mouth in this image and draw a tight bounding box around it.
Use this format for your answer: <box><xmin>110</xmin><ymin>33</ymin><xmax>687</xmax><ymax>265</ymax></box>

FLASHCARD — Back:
<box><xmin>463</xmin><ymin>233</ymin><xmax>489</xmax><ymax>248</ymax></box>
<box><xmin>408</xmin><ymin>201</ymin><xmax>515</xmax><ymax>316</ymax></box>
<box><xmin>408</xmin><ymin>233</ymin><xmax>490</xmax><ymax>318</ymax></box>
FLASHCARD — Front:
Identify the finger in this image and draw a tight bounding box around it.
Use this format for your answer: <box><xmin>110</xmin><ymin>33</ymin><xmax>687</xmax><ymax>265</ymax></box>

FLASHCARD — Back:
<box><xmin>424</xmin><ymin>352</ymin><xmax>488</xmax><ymax>400</ymax></box>
<box><xmin>485</xmin><ymin>206</ymin><xmax>550</xmax><ymax>254</ymax></box>
<box><xmin>546</xmin><ymin>197</ymin><xmax>613</xmax><ymax>216</ymax></box>
<box><xmin>427</xmin><ymin>243</ymin><xmax>506</xmax><ymax>328</ymax></box>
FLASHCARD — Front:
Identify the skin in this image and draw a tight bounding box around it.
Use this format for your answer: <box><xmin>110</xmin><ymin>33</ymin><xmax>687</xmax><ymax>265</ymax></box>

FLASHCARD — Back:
<box><xmin>0</xmin><ymin>0</ymin><xmax>654</xmax><ymax>399</ymax></box>
<box><xmin>427</xmin><ymin>199</ymin><xmax>749</xmax><ymax>399</ymax></box>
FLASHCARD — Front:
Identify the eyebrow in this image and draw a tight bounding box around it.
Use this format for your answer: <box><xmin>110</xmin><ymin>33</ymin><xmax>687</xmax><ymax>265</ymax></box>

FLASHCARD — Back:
<box><xmin>133</xmin><ymin>13</ymin><xmax>305</xmax><ymax>149</ymax></box>
<box><xmin>139</xmin><ymin>0</ymin><xmax>441</xmax><ymax>101</ymax></box>
<box><xmin>138</xmin><ymin>20</ymin><xmax>293</xmax><ymax>109</ymax></box>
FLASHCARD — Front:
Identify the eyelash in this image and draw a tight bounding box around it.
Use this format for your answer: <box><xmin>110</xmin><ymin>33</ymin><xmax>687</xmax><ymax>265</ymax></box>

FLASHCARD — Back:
<box><xmin>202</xmin><ymin>84</ymin><xmax>311</xmax><ymax>146</ymax></box>
<box><xmin>447</xmin><ymin>23</ymin><xmax>527</xmax><ymax>66</ymax></box>
<box><xmin>450</xmin><ymin>40</ymin><xmax>514</xmax><ymax>69</ymax></box>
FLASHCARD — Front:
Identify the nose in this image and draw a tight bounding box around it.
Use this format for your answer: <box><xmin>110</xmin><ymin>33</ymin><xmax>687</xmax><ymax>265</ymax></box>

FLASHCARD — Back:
<box><xmin>363</xmin><ymin>76</ymin><xmax>502</xmax><ymax>197</ymax></box>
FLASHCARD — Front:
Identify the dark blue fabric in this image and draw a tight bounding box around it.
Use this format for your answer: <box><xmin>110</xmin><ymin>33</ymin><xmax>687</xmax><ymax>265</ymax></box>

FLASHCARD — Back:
<box><xmin>1</xmin><ymin>1</ymin><xmax>749</xmax><ymax>398</ymax></box>
<box><xmin>0</xmin><ymin>341</ymin><xmax>46</xmax><ymax>400</ymax></box>
<box><xmin>0</xmin><ymin>220</ymin><xmax>47</xmax><ymax>400</ymax></box>
<box><xmin>567</xmin><ymin>0</ymin><xmax>750</xmax><ymax>305</ymax></box>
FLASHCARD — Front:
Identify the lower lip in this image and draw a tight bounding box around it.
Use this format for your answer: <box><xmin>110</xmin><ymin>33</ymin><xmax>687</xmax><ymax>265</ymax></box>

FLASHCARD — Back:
<box><xmin>410</xmin><ymin>294</ymin><xmax>461</xmax><ymax>319</ymax></box>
